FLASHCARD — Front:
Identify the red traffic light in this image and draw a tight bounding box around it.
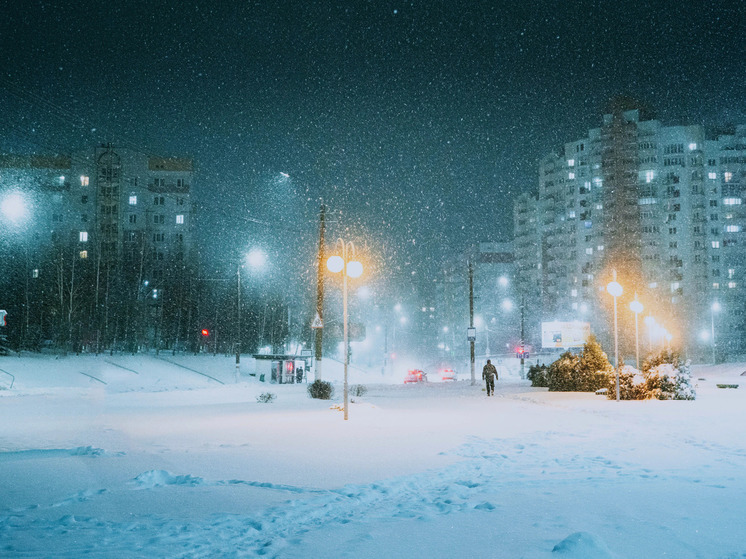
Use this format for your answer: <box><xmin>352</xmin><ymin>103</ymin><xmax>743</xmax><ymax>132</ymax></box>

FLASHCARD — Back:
<box><xmin>201</xmin><ymin>329</ymin><xmax>210</xmax><ymax>337</ymax></box>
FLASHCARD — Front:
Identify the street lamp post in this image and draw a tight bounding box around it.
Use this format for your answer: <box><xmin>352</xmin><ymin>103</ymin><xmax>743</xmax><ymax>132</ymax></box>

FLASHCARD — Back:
<box><xmin>236</xmin><ymin>263</ymin><xmax>241</xmax><ymax>383</ymax></box>
<box><xmin>711</xmin><ymin>301</ymin><xmax>721</xmax><ymax>364</ymax></box>
<box><xmin>327</xmin><ymin>239</ymin><xmax>363</xmax><ymax>421</ymax></box>
<box><xmin>629</xmin><ymin>294</ymin><xmax>643</xmax><ymax>370</ymax></box>
<box><xmin>606</xmin><ymin>271</ymin><xmax>623</xmax><ymax>401</ymax></box>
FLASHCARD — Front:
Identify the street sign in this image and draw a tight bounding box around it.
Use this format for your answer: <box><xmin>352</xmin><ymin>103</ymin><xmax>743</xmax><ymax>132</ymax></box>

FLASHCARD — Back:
<box><xmin>311</xmin><ymin>312</ymin><xmax>323</xmax><ymax>329</ymax></box>
<box><xmin>467</xmin><ymin>327</ymin><xmax>476</xmax><ymax>341</ymax></box>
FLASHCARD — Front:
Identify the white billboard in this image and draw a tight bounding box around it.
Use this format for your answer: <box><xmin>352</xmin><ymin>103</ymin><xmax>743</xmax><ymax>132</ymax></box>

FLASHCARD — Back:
<box><xmin>541</xmin><ymin>321</ymin><xmax>591</xmax><ymax>349</ymax></box>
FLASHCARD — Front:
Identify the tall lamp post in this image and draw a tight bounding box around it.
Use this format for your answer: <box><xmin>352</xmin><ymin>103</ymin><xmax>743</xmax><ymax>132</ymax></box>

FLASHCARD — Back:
<box><xmin>327</xmin><ymin>239</ymin><xmax>363</xmax><ymax>421</ymax></box>
<box><xmin>606</xmin><ymin>271</ymin><xmax>623</xmax><ymax>402</ymax></box>
<box><xmin>711</xmin><ymin>301</ymin><xmax>721</xmax><ymax>364</ymax></box>
<box><xmin>629</xmin><ymin>294</ymin><xmax>643</xmax><ymax>370</ymax></box>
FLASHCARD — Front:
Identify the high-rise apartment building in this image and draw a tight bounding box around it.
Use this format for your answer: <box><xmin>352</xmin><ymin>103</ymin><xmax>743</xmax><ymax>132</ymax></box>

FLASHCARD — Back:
<box><xmin>0</xmin><ymin>144</ymin><xmax>196</xmax><ymax>351</ymax></box>
<box><xmin>514</xmin><ymin>107</ymin><xmax>746</xmax><ymax>361</ymax></box>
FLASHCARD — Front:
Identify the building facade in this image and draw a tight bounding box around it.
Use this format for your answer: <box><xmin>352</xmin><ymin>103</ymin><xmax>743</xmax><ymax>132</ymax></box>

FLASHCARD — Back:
<box><xmin>0</xmin><ymin>144</ymin><xmax>196</xmax><ymax>351</ymax></box>
<box><xmin>514</xmin><ymin>107</ymin><xmax>746</xmax><ymax>362</ymax></box>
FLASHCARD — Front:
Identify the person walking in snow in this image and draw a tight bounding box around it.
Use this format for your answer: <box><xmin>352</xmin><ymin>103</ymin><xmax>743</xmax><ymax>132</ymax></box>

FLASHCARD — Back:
<box><xmin>482</xmin><ymin>359</ymin><xmax>498</xmax><ymax>396</ymax></box>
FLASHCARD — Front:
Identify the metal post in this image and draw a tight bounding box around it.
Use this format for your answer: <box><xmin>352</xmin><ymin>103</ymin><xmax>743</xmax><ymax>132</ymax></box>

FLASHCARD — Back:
<box><xmin>469</xmin><ymin>260</ymin><xmax>475</xmax><ymax>386</ymax></box>
<box><xmin>236</xmin><ymin>264</ymin><xmax>241</xmax><ymax>382</ymax></box>
<box><xmin>634</xmin><ymin>310</ymin><xmax>639</xmax><ymax>371</ymax></box>
<box><xmin>613</xmin><ymin>294</ymin><xmax>620</xmax><ymax>401</ymax></box>
<box><xmin>520</xmin><ymin>296</ymin><xmax>525</xmax><ymax>379</ymax></box>
<box><xmin>315</xmin><ymin>203</ymin><xmax>325</xmax><ymax>381</ymax></box>
<box><xmin>343</xmin><ymin>259</ymin><xmax>349</xmax><ymax>421</ymax></box>
<box><xmin>711</xmin><ymin>309</ymin><xmax>716</xmax><ymax>365</ymax></box>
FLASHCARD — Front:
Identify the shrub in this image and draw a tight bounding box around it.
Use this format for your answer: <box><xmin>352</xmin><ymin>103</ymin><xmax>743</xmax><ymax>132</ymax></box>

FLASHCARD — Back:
<box><xmin>308</xmin><ymin>379</ymin><xmax>334</xmax><ymax>400</ymax></box>
<box><xmin>350</xmin><ymin>384</ymin><xmax>367</xmax><ymax>397</ymax></box>
<box><xmin>576</xmin><ymin>335</ymin><xmax>614</xmax><ymax>392</ymax></box>
<box><xmin>606</xmin><ymin>365</ymin><xmax>646</xmax><ymax>400</ymax></box>
<box><xmin>527</xmin><ymin>363</ymin><xmax>549</xmax><ymax>387</ymax></box>
<box><xmin>547</xmin><ymin>336</ymin><xmax>614</xmax><ymax>392</ymax></box>
<box><xmin>256</xmin><ymin>392</ymin><xmax>276</xmax><ymax>403</ymax></box>
<box><xmin>547</xmin><ymin>351</ymin><xmax>580</xmax><ymax>391</ymax></box>
<box><xmin>606</xmin><ymin>350</ymin><xmax>696</xmax><ymax>400</ymax></box>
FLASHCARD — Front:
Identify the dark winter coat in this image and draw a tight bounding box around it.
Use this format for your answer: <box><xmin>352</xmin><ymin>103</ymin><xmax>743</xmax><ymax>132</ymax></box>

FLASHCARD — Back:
<box><xmin>482</xmin><ymin>363</ymin><xmax>498</xmax><ymax>381</ymax></box>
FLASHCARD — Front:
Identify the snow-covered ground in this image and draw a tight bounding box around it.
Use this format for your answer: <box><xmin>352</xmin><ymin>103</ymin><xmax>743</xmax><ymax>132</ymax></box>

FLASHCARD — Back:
<box><xmin>1</xmin><ymin>353</ymin><xmax>745</xmax><ymax>558</ymax></box>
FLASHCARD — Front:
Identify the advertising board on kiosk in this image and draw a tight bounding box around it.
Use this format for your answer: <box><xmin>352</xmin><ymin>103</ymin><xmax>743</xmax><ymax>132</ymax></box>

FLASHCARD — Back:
<box><xmin>541</xmin><ymin>321</ymin><xmax>590</xmax><ymax>349</ymax></box>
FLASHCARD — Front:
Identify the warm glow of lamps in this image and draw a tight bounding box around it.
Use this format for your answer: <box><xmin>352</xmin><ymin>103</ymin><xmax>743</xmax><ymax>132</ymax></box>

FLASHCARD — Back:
<box><xmin>327</xmin><ymin>255</ymin><xmax>344</xmax><ymax>273</ymax></box>
<box><xmin>346</xmin><ymin>260</ymin><xmax>363</xmax><ymax>278</ymax></box>
<box><xmin>607</xmin><ymin>281</ymin><xmax>622</xmax><ymax>298</ymax></box>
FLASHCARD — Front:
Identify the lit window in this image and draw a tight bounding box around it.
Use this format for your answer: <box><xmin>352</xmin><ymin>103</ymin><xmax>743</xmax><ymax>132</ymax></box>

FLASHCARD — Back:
<box><xmin>571</xmin><ymin>289</ymin><xmax>578</xmax><ymax>297</ymax></box>
<box><xmin>645</xmin><ymin>170</ymin><xmax>654</xmax><ymax>183</ymax></box>
<box><xmin>726</xmin><ymin>225</ymin><xmax>741</xmax><ymax>233</ymax></box>
<box><xmin>568</xmin><ymin>210</ymin><xmax>576</xmax><ymax>218</ymax></box>
<box><xmin>649</xmin><ymin>282</ymin><xmax>658</xmax><ymax>289</ymax></box>
<box><xmin>584</xmin><ymin>181</ymin><xmax>591</xmax><ymax>189</ymax></box>
<box><xmin>79</xmin><ymin>231</ymin><xmax>88</xmax><ymax>242</ymax></box>
<box><xmin>80</xmin><ymin>175</ymin><xmax>89</xmax><ymax>186</ymax></box>
<box><xmin>129</xmin><ymin>195</ymin><xmax>137</xmax><ymax>205</ymax></box>
<box><xmin>689</xmin><ymin>143</ymin><xmax>697</xmax><ymax>151</ymax></box>
<box><xmin>79</xmin><ymin>250</ymin><xmax>88</xmax><ymax>259</ymax></box>
<box><xmin>568</xmin><ymin>172</ymin><xmax>575</xmax><ymax>179</ymax></box>
<box><xmin>670</xmin><ymin>282</ymin><xmax>680</xmax><ymax>292</ymax></box>
<box><xmin>725</xmin><ymin>172</ymin><xmax>733</xmax><ymax>183</ymax></box>
<box><xmin>595</xmin><ymin>203</ymin><xmax>603</xmax><ymax>210</ymax></box>
<box><xmin>593</xmin><ymin>177</ymin><xmax>603</xmax><ymax>187</ymax></box>
<box><xmin>724</xmin><ymin>198</ymin><xmax>742</xmax><ymax>206</ymax></box>
<box><xmin>729</xmin><ymin>281</ymin><xmax>737</xmax><ymax>289</ymax></box>
<box><xmin>708</xmin><ymin>172</ymin><xmax>717</xmax><ymax>180</ymax></box>
<box><xmin>176</xmin><ymin>214</ymin><xmax>185</xmax><ymax>224</ymax></box>
<box><xmin>585</xmin><ymin>247</ymin><xmax>593</xmax><ymax>255</ymax></box>
<box><xmin>712</xmin><ymin>241</ymin><xmax>720</xmax><ymax>249</ymax></box>
<box><xmin>713</xmin><ymin>282</ymin><xmax>720</xmax><ymax>289</ymax></box>
<box><xmin>597</xmin><ymin>245</ymin><xmax>604</xmax><ymax>251</ymax></box>
<box><xmin>568</xmin><ymin>159</ymin><xmax>575</xmax><ymax>167</ymax></box>
<box><xmin>32</xmin><ymin>269</ymin><xmax>39</xmax><ymax>278</ymax></box>
<box><xmin>728</xmin><ymin>269</ymin><xmax>736</xmax><ymax>279</ymax></box>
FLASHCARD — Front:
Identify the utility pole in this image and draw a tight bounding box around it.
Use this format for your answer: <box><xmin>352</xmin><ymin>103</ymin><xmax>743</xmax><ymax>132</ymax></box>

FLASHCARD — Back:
<box><xmin>235</xmin><ymin>263</ymin><xmax>241</xmax><ymax>383</ymax></box>
<box><xmin>469</xmin><ymin>260</ymin><xmax>475</xmax><ymax>385</ymax></box>
<box><xmin>520</xmin><ymin>295</ymin><xmax>525</xmax><ymax>379</ymax></box>
<box><xmin>314</xmin><ymin>203</ymin><xmax>326</xmax><ymax>381</ymax></box>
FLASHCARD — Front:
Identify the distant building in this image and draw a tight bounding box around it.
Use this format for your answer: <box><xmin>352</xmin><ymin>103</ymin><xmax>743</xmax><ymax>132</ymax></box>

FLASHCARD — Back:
<box><xmin>0</xmin><ymin>144</ymin><xmax>196</xmax><ymax>351</ymax></box>
<box><xmin>514</xmin><ymin>106</ymin><xmax>746</xmax><ymax>361</ymax></box>
<box><xmin>473</xmin><ymin>241</ymin><xmax>519</xmax><ymax>358</ymax></box>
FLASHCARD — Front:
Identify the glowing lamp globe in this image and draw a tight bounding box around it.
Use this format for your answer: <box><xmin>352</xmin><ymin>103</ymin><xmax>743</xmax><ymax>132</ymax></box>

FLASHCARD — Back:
<box><xmin>346</xmin><ymin>260</ymin><xmax>363</xmax><ymax>278</ymax></box>
<box><xmin>630</xmin><ymin>300</ymin><xmax>643</xmax><ymax>314</ymax></box>
<box><xmin>606</xmin><ymin>281</ymin><xmax>623</xmax><ymax>298</ymax></box>
<box><xmin>327</xmin><ymin>255</ymin><xmax>344</xmax><ymax>273</ymax></box>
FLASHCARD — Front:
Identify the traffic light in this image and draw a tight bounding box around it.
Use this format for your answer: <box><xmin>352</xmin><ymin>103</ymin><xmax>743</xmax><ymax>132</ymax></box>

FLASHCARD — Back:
<box><xmin>201</xmin><ymin>328</ymin><xmax>210</xmax><ymax>337</ymax></box>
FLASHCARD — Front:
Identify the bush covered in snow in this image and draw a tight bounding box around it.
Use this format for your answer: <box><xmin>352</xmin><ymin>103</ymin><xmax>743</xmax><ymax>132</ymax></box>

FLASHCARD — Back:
<box><xmin>605</xmin><ymin>349</ymin><xmax>696</xmax><ymax>400</ymax></box>
<box><xmin>546</xmin><ymin>336</ymin><xmax>613</xmax><ymax>392</ymax></box>
<box><xmin>527</xmin><ymin>363</ymin><xmax>549</xmax><ymax>387</ymax></box>
<box><xmin>350</xmin><ymin>384</ymin><xmax>367</xmax><ymax>397</ymax></box>
<box><xmin>308</xmin><ymin>379</ymin><xmax>334</xmax><ymax>400</ymax></box>
<box><xmin>256</xmin><ymin>392</ymin><xmax>276</xmax><ymax>403</ymax></box>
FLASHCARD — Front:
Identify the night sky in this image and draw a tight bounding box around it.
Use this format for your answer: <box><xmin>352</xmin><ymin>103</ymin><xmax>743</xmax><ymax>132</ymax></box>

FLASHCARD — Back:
<box><xmin>2</xmin><ymin>0</ymin><xmax>745</xmax><ymax>288</ymax></box>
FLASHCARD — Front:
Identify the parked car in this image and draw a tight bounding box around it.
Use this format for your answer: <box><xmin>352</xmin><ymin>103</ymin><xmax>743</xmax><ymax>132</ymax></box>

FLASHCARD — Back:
<box><xmin>440</xmin><ymin>368</ymin><xmax>457</xmax><ymax>381</ymax></box>
<box><xmin>403</xmin><ymin>369</ymin><xmax>427</xmax><ymax>384</ymax></box>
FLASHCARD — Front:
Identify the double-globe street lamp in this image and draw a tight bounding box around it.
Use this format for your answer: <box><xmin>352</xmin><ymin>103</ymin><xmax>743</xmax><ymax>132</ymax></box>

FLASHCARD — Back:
<box><xmin>327</xmin><ymin>239</ymin><xmax>363</xmax><ymax>421</ymax></box>
<box><xmin>606</xmin><ymin>271</ymin><xmax>623</xmax><ymax>402</ymax></box>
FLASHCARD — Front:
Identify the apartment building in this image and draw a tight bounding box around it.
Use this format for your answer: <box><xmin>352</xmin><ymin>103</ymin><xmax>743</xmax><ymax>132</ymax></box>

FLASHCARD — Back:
<box><xmin>0</xmin><ymin>144</ymin><xmax>196</xmax><ymax>351</ymax></box>
<box><xmin>514</xmin><ymin>107</ymin><xmax>746</xmax><ymax>361</ymax></box>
